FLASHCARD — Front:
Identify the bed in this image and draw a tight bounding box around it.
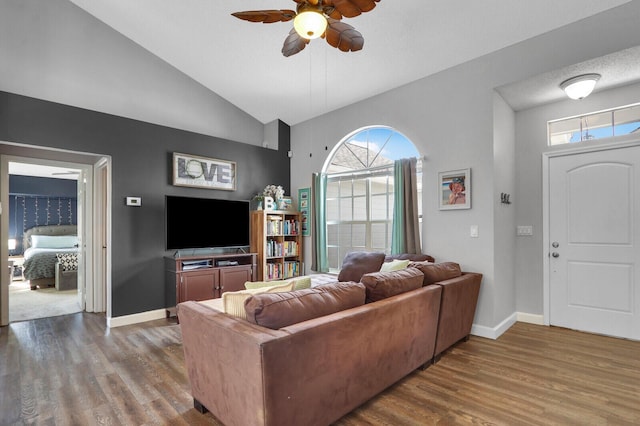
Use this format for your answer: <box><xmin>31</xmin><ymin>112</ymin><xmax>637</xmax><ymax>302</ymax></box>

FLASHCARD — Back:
<box><xmin>22</xmin><ymin>225</ymin><xmax>79</xmax><ymax>290</ymax></box>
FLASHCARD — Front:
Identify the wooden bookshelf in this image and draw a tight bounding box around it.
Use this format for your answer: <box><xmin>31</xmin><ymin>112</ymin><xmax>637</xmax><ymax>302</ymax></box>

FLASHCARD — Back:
<box><xmin>250</xmin><ymin>210</ymin><xmax>303</xmax><ymax>281</ymax></box>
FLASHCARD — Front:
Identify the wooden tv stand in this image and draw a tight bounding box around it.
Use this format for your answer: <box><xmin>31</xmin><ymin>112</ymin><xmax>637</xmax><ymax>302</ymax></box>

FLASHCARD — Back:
<box><xmin>165</xmin><ymin>252</ymin><xmax>257</xmax><ymax>318</ymax></box>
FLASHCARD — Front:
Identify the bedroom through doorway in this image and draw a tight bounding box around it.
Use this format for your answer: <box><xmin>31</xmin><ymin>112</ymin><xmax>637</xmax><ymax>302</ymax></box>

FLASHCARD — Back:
<box><xmin>7</xmin><ymin>162</ymin><xmax>82</xmax><ymax>322</ymax></box>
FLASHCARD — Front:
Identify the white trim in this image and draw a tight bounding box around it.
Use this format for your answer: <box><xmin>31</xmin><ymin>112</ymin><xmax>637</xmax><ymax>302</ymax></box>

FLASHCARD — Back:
<box><xmin>471</xmin><ymin>313</ymin><xmax>517</xmax><ymax>340</ymax></box>
<box><xmin>470</xmin><ymin>312</ymin><xmax>544</xmax><ymax>340</ymax></box>
<box><xmin>517</xmin><ymin>312</ymin><xmax>544</xmax><ymax>325</ymax></box>
<box><xmin>107</xmin><ymin>308</ymin><xmax>167</xmax><ymax>328</ymax></box>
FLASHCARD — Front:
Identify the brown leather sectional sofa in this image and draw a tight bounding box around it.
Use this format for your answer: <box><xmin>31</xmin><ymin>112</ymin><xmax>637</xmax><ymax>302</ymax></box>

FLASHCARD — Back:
<box><xmin>178</xmin><ymin>253</ymin><xmax>482</xmax><ymax>426</ymax></box>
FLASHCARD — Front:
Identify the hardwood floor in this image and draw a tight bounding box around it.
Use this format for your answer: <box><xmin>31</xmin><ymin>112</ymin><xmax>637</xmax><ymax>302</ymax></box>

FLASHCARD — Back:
<box><xmin>1</xmin><ymin>314</ymin><xmax>638</xmax><ymax>425</ymax></box>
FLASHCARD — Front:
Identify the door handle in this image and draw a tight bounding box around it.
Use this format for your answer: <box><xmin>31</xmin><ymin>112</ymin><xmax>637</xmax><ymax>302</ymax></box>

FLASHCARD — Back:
<box><xmin>552</xmin><ymin>252</ymin><xmax>560</xmax><ymax>258</ymax></box>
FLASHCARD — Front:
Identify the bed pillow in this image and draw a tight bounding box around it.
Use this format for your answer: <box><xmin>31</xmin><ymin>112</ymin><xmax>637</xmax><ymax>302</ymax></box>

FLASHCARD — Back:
<box><xmin>31</xmin><ymin>235</ymin><xmax>78</xmax><ymax>249</ymax></box>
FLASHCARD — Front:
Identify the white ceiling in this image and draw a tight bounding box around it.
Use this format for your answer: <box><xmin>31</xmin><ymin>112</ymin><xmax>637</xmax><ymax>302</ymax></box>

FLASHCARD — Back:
<box><xmin>66</xmin><ymin>0</ymin><xmax>634</xmax><ymax>125</ymax></box>
<box><xmin>9</xmin><ymin>163</ymin><xmax>80</xmax><ymax>180</ymax></box>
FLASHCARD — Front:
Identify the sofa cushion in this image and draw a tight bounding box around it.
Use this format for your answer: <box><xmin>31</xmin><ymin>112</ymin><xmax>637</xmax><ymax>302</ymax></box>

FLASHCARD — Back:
<box><xmin>222</xmin><ymin>281</ymin><xmax>294</xmax><ymax>320</ymax></box>
<box><xmin>360</xmin><ymin>268</ymin><xmax>424</xmax><ymax>302</ymax></box>
<box><xmin>244</xmin><ymin>276</ymin><xmax>312</xmax><ymax>291</ymax></box>
<box><xmin>380</xmin><ymin>259</ymin><xmax>410</xmax><ymax>272</ymax></box>
<box><xmin>244</xmin><ymin>282</ymin><xmax>366</xmax><ymax>329</ymax></box>
<box><xmin>385</xmin><ymin>253</ymin><xmax>435</xmax><ymax>263</ymax></box>
<box><xmin>409</xmin><ymin>261</ymin><xmax>462</xmax><ymax>285</ymax></box>
<box><xmin>337</xmin><ymin>251</ymin><xmax>386</xmax><ymax>283</ymax></box>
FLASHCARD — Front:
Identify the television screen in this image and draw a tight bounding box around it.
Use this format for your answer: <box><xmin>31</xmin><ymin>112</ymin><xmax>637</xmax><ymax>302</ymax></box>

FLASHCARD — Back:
<box><xmin>165</xmin><ymin>196</ymin><xmax>250</xmax><ymax>250</ymax></box>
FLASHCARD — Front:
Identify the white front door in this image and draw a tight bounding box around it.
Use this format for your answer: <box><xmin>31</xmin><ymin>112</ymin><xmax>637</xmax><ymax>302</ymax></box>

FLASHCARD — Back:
<box><xmin>549</xmin><ymin>145</ymin><xmax>640</xmax><ymax>340</ymax></box>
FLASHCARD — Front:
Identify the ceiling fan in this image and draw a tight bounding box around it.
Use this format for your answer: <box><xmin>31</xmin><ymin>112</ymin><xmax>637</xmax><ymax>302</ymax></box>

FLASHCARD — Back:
<box><xmin>231</xmin><ymin>0</ymin><xmax>381</xmax><ymax>57</ymax></box>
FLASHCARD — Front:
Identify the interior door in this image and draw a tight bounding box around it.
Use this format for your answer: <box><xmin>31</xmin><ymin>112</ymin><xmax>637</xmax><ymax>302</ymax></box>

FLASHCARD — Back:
<box><xmin>549</xmin><ymin>145</ymin><xmax>640</xmax><ymax>340</ymax></box>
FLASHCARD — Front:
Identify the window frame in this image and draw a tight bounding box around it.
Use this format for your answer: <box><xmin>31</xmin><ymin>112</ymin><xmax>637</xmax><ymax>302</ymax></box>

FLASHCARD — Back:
<box><xmin>322</xmin><ymin>126</ymin><xmax>421</xmax><ymax>272</ymax></box>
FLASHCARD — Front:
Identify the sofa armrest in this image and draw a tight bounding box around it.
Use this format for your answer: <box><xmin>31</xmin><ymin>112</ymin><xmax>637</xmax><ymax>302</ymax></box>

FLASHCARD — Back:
<box><xmin>433</xmin><ymin>272</ymin><xmax>482</xmax><ymax>357</ymax></box>
<box><xmin>177</xmin><ymin>301</ymin><xmax>287</xmax><ymax>426</ymax></box>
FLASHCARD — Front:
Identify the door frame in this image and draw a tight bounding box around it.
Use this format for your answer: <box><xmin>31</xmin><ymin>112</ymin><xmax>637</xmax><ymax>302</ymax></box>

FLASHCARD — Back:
<box><xmin>542</xmin><ymin>139</ymin><xmax>640</xmax><ymax>326</ymax></box>
<box><xmin>0</xmin><ymin>143</ymin><xmax>111</xmax><ymax>326</ymax></box>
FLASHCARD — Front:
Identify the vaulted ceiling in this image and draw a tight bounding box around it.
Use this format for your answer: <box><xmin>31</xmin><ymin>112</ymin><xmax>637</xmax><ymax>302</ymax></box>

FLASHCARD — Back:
<box><xmin>66</xmin><ymin>0</ymin><xmax>634</xmax><ymax>125</ymax></box>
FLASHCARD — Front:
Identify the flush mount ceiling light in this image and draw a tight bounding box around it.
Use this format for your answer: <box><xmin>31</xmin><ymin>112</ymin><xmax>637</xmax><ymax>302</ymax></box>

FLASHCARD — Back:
<box><xmin>560</xmin><ymin>73</ymin><xmax>601</xmax><ymax>100</ymax></box>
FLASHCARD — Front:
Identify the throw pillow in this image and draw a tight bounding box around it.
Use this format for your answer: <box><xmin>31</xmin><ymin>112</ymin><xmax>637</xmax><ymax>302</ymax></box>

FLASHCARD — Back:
<box><xmin>56</xmin><ymin>253</ymin><xmax>78</xmax><ymax>271</ymax></box>
<box><xmin>244</xmin><ymin>282</ymin><xmax>366</xmax><ymax>330</ymax></box>
<box><xmin>198</xmin><ymin>298</ymin><xmax>224</xmax><ymax>312</ymax></box>
<box><xmin>408</xmin><ymin>261</ymin><xmax>462</xmax><ymax>286</ymax></box>
<box><xmin>380</xmin><ymin>259</ymin><xmax>410</xmax><ymax>272</ymax></box>
<box><xmin>244</xmin><ymin>276</ymin><xmax>311</xmax><ymax>291</ymax></box>
<box><xmin>223</xmin><ymin>281</ymin><xmax>294</xmax><ymax>320</ymax></box>
<box><xmin>384</xmin><ymin>253</ymin><xmax>435</xmax><ymax>263</ymax></box>
<box><xmin>337</xmin><ymin>251</ymin><xmax>386</xmax><ymax>283</ymax></box>
<box><xmin>360</xmin><ymin>268</ymin><xmax>424</xmax><ymax>302</ymax></box>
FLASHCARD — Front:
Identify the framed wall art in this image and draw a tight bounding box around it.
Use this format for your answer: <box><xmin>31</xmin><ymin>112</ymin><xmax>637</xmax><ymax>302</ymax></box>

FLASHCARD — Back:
<box><xmin>172</xmin><ymin>152</ymin><xmax>236</xmax><ymax>191</ymax></box>
<box><xmin>439</xmin><ymin>168</ymin><xmax>471</xmax><ymax>210</ymax></box>
<box><xmin>298</xmin><ymin>187</ymin><xmax>310</xmax><ymax>236</ymax></box>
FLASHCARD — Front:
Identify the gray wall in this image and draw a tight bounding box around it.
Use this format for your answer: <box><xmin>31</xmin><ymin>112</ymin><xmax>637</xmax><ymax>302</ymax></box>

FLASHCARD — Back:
<box><xmin>0</xmin><ymin>0</ymin><xmax>265</xmax><ymax>146</ymax></box>
<box><xmin>0</xmin><ymin>92</ymin><xmax>291</xmax><ymax>317</ymax></box>
<box><xmin>514</xmin><ymin>81</ymin><xmax>640</xmax><ymax>315</ymax></box>
<box><xmin>291</xmin><ymin>2</ymin><xmax>640</xmax><ymax>330</ymax></box>
<box><xmin>492</xmin><ymin>93</ymin><xmax>516</xmax><ymax>325</ymax></box>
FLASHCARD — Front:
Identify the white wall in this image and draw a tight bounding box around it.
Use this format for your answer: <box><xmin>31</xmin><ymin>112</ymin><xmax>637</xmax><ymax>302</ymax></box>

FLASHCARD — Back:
<box><xmin>291</xmin><ymin>2</ymin><xmax>640</xmax><ymax>331</ymax></box>
<box><xmin>514</xmin><ymin>81</ymin><xmax>640</xmax><ymax>316</ymax></box>
<box><xmin>0</xmin><ymin>0</ymin><xmax>264</xmax><ymax>146</ymax></box>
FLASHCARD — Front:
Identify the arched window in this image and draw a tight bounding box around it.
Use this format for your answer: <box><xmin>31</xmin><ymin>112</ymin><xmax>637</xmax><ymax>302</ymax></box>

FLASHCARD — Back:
<box><xmin>322</xmin><ymin>126</ymin><xmax>421</xmax><ymax>271</ymax></box>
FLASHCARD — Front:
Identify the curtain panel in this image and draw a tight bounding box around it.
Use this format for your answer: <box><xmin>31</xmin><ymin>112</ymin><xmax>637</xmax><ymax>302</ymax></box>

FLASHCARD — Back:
<box><xmin>391</xmin><ymin>158</ymin><xmax>422</xmax><ymax>254</ymax></box>
<box><xmin>311</xmin><ymin>173</ymin><xmax>329</xmax><ymax>272</ymax></box>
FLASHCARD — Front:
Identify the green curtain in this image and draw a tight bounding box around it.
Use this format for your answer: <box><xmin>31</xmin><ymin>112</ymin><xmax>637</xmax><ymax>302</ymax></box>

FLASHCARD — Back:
<box><xmin>311</xmin><ymin>172</ymin><xmax>329</xmax><ymax>272</ymax></box>
<box><xmin>391</xmin><ymin>158</ymin><xmax>422</xmax><ymax>254</ymax></box>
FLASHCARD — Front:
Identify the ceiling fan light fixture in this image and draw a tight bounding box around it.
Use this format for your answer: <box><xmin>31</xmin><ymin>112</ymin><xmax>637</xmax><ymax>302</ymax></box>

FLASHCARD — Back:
<box><xmin>560</xmin><ymin>73</ymin><xmax>601</xmax><ymax>100</ymax></box>
<box><xmin>294</xmin><ymin>10</ymin><xmax>327</xmax><ymax>40</ymax></box>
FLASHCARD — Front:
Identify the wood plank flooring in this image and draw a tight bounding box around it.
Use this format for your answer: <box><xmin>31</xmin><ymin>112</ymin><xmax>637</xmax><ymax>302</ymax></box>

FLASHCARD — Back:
<box><xmin>1</xmin><ymin>314</ymin><xmax>638</xmax><ymax>425</ymax></box>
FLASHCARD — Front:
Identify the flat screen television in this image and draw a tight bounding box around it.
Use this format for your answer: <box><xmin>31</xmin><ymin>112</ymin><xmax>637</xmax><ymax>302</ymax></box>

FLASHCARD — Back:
<box><xmin>165</xmin><ymin>195</ymin><xmax>250</xmax><ymax>250</ymax></box>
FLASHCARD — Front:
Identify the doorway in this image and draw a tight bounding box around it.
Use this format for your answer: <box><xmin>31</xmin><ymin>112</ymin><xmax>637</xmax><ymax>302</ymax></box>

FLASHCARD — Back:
<box><xmin>0</xmin><ymin>144</ymin><xmax>111</xmax><ymax>326</ymax></box>
<box><xmin>545</xmin><ymin>143</ymin><xmax>640</xmax><ymax>340</ymax></box>
<box><xmin>7</xmin><ymin>161</ymin><xmax>82</xmax><ymax>322</ymax></box>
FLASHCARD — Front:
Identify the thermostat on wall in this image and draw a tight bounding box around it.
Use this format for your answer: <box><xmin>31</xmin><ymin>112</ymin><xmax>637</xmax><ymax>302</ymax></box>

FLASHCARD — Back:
<box><xmin>126</xmin><ymin>197</ymin><xmax>142</xmax><ymax>206</ymax></box>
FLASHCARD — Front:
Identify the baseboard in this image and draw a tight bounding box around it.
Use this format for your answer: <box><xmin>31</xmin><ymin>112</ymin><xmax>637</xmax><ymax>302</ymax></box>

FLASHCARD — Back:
<box><xmin>107</xmin><ymin>308</ymin><xmax>167</xmax><ymax>328</ymax></box>
<box><xmin>471</xmin><ymin>312</ymin><xmax>517</xmax><ymax>340</ymax></box>
<box><xmin>517</xmin><ymin>312</ymin><xmax>544</xmax><ymax>325</ymax></box>
<box><xmin>470</xmin><ymin>312</ymin><xmax>545</xmax><ymax>340</ymax></box>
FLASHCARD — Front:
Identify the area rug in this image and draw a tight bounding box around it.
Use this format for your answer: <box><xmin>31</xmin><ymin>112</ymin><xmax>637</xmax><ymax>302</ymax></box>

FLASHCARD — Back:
<box><xmin>9</xmin><ymin>280</ymin><xmax>81</xmax><ymax>322</ymax></box>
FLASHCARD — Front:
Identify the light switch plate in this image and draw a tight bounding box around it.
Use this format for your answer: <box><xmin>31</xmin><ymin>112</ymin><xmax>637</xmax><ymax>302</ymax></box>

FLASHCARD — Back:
<box><xmin>470</xmin><ymin>225</ymin><xmax>479</xmax><ymax>238</ymax></box>
<box><xmin>517</xmin><ymin>225</ymin><xmax>533</xmax><ymax>236</ymax></box>
<box><xmin>126</xmin><ymin>197</ymin><xmax>142</xmax><ymax>206</ymax></box>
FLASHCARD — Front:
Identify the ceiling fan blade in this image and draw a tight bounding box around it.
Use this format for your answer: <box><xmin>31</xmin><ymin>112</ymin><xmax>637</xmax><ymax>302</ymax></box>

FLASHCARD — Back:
<box><xmin>322</xmin><ymin>4</ymin><xmax>343</xmax><ymax>20</ymax></box>
<box><xmin>282</xmin><ymin>29</ymin><xmax>310</xmax><ymax>57</ymax></box>
<box><xmin>324</xmin><ymin>19</ymin><xmax>364</xmax><ymax>52</ymax></box>
<box><xmin>324</xmin><ymin>0</ymin><xmax>380</xmax><ymax>19</ymax></box>
<box><xmin>231</xmin><ymin>10</ymin><xmax>296</xmax><ymax>23</ymax></box>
